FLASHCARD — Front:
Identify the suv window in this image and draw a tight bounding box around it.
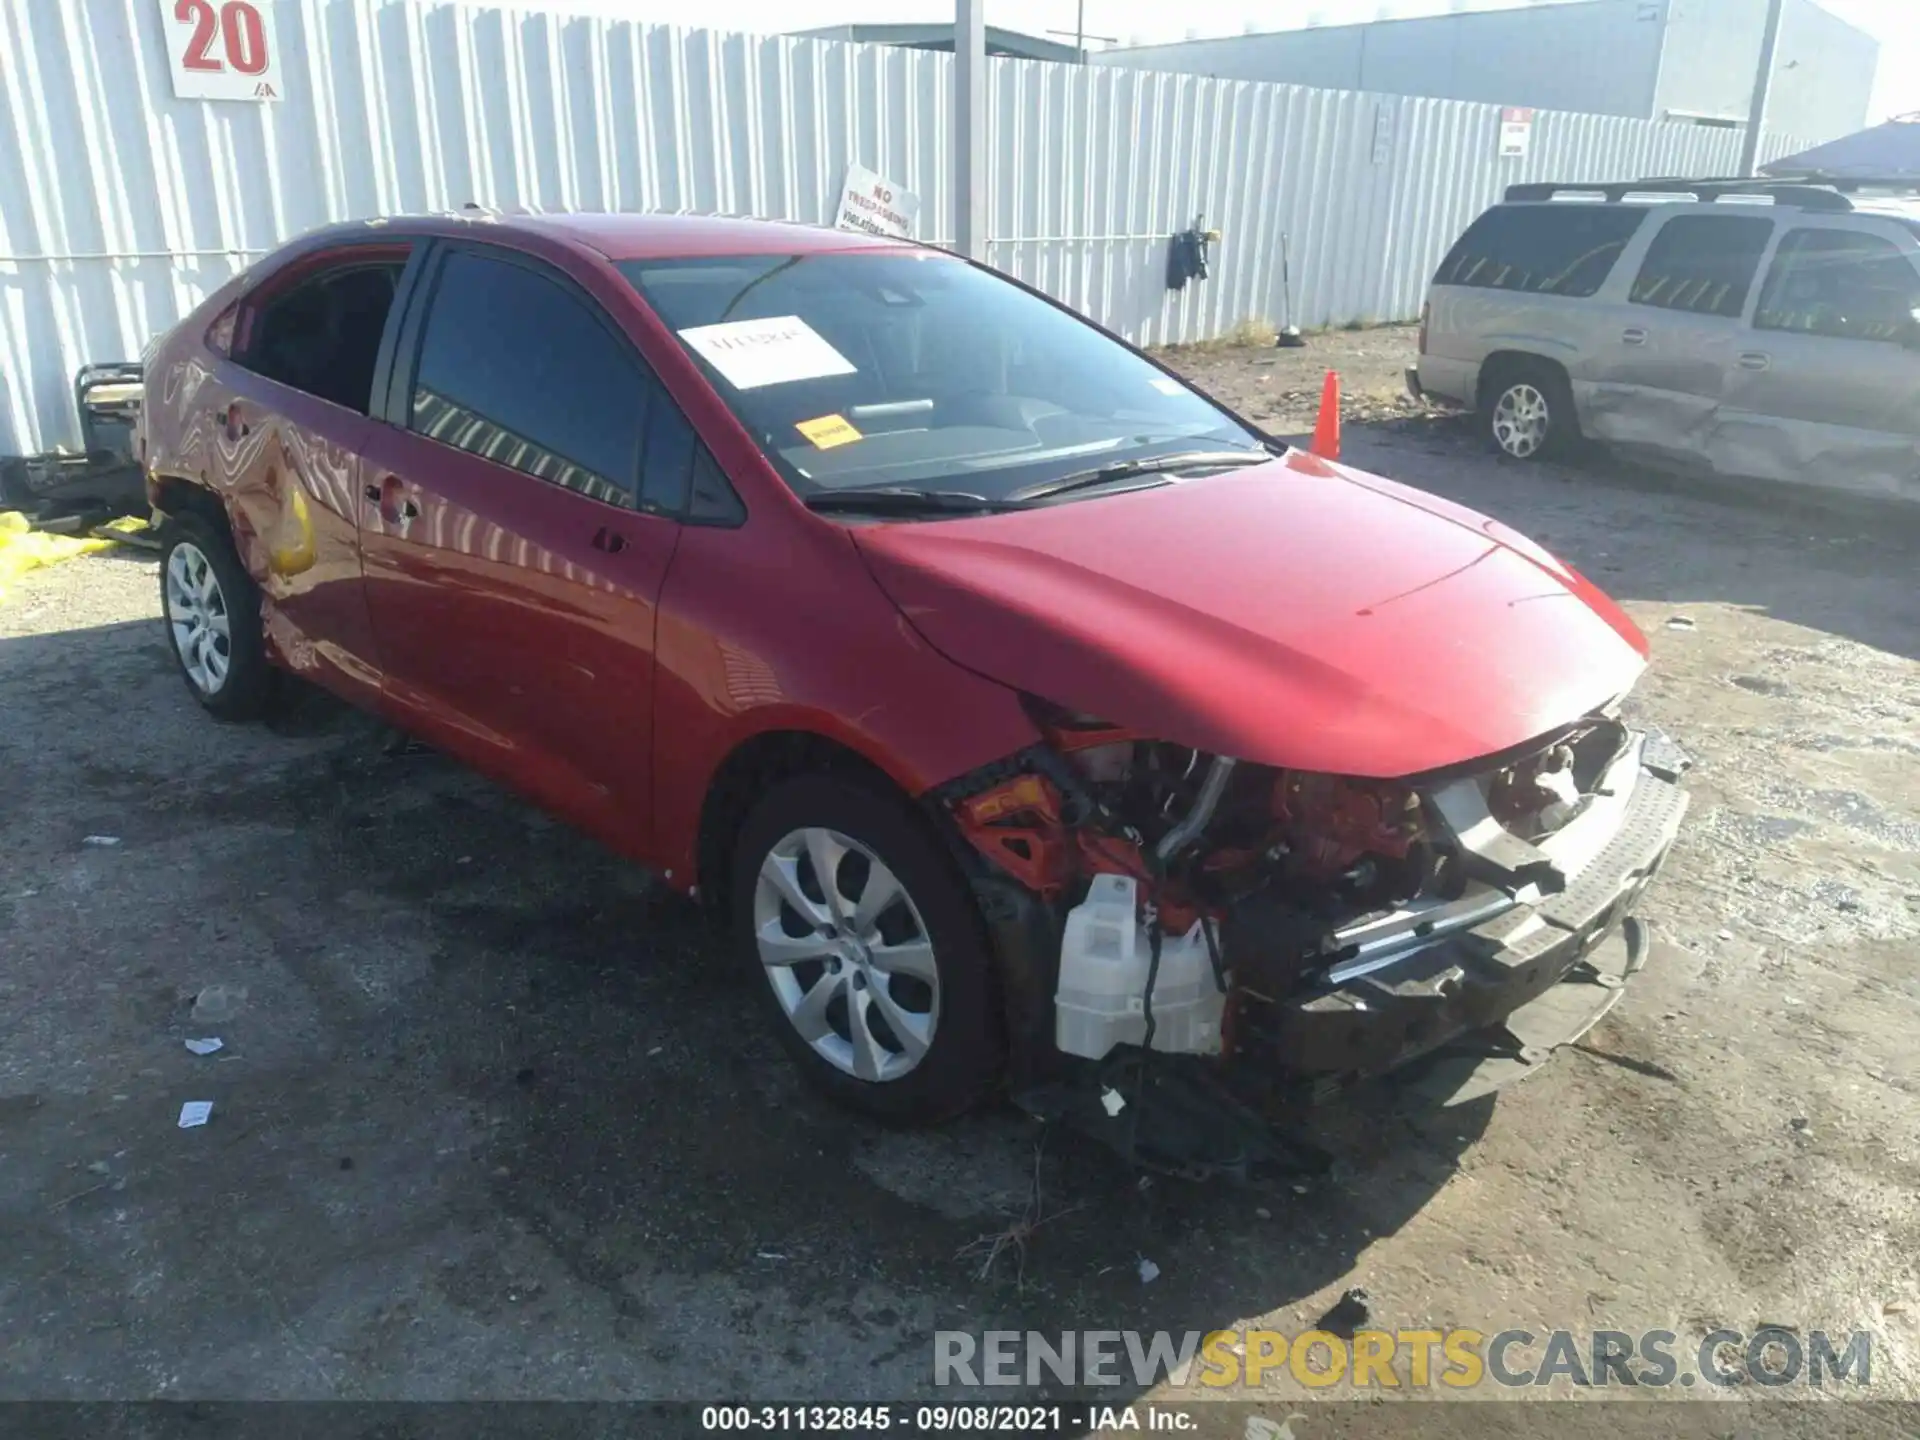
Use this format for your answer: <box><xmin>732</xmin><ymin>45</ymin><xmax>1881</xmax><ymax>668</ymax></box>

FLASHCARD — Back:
<box><xmin>1628</xmin><ymin>214</ymin><xmax>1773</xmax><ymax>319</ymax></box>
<box><xmin>410</xmin><ymin>249</ymin><xmax>646</xmax><ymax>505</ymax></box>
<box><xmin>1755</xmin><ymin>228</ymin><xmax>1920</xmax><ymax>343</ymax></box>
<box><xmin>239</xmin><ymin>258</ymin><xmax>405</xmax><ymax>413</ymax></box>
<box><xmin>1433</xmin><ymin>204</ymin><xmax>1646</xmax><ymax>297</ymax></box>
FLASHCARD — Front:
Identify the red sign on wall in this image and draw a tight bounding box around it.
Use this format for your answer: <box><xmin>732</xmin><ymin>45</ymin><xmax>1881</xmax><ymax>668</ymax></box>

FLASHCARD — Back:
<box><xmin>158</xmin><ymin>0</ymin><xmax>282</xmax><ymax>102</ymax></box>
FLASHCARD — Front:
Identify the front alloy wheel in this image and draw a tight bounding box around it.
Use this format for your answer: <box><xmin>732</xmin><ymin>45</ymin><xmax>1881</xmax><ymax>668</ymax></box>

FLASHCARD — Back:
<box><xmin>731</xmin><ymin>775</ymin><xmax>1003</xmax><ymax>1123</ymax></box>
<box><xmin>754</xmin><ymin>827</ymin><xmax>940</xmax><ymax>1083</ymax></box>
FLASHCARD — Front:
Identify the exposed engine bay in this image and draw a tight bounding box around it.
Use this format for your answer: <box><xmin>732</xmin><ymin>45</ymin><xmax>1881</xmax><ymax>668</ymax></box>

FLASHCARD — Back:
<box><xmin>936</xmin><ymin>696</ymin><xmax>1688</xmax><ymax>1147</ymax></box>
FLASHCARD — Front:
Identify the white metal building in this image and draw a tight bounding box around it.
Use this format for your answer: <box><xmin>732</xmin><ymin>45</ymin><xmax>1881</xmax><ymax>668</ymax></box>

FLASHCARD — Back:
<box><xmin>0</xmin><ymin>0</ymin><xmax>1812</xmax><ymax>458</ymax></box>
<box><xmin>1092</xmin><ymin>0</ymin><xmax>1877</xmax><ymax>145</ymax></box>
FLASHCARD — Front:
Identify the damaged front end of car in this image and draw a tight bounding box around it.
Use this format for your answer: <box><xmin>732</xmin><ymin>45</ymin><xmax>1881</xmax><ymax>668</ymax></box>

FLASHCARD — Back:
<box><xmin>935</xmin><ymin>697</ymin><xmax>1691</xmax><ymax>1177</ymax></box>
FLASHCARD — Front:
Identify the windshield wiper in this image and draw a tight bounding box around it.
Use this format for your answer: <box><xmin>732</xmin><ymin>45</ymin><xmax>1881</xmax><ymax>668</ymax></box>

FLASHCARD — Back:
<box><xmin>803</xmin><ymin>486</ymin><xmax>1025</xmax><ymax>515</ymax></box>
<box><xmin>1005</xmin><ymin>449</ymin><xmax>1272</xmax><ymax>504</ymax></box>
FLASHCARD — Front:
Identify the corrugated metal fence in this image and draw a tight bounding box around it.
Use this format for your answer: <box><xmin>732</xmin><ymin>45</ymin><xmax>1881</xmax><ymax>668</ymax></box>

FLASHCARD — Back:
<box><xmin>0</xmin><ymin>0</ymin><xmax>1808</xmax><ymax>455</ymax></box>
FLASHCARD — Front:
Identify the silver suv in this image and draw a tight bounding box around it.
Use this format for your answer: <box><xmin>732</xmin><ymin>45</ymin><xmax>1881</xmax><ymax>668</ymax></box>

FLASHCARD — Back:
<box><xmin>1410</xmin><ymin>178</ymin><xmax>1920</xmax><ymax>502</ymax></box>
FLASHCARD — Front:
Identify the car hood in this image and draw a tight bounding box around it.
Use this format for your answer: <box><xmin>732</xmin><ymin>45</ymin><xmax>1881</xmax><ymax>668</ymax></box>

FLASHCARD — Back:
<box><xmin>850</xmin><ymin>450</ymin><xmax>1649</xmax><ymax>778</ymax></box>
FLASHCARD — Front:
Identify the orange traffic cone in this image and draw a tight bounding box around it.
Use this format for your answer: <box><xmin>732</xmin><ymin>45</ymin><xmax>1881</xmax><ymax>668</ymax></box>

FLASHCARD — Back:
<box><xmin>1310</xmin><ymin>369</ymin><xmax>1341</xmax><ymax>460</ymax></box>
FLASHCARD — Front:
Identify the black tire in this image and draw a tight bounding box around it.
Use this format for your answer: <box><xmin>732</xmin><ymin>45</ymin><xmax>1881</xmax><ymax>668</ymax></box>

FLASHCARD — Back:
<box><xmin>1480</xmin><ymin>359</ymin><xmax>1578</xmax><ymax>462</ymax></box>
<box><xmin>730</xmin><ymin>774</ymin><xmax>1003</xmax><ymax>1124</ymax></box>
<box><xmin>158</xmin><ymin>510</ymin><xmax>275</xmax><ymax>721</ymax></box>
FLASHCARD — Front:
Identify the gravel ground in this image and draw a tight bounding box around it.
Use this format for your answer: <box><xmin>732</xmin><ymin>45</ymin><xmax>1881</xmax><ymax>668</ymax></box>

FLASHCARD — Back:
<box><xmin>1</xmin><ymin>330</ymin><xmax>1915</xmax><ymax>1424</ymax></box>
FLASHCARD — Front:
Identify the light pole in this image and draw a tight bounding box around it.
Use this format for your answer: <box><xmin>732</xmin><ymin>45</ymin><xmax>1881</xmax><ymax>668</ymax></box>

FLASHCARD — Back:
<box><xmin>1739</xmin><ymin>0</ymin><xmax>1786</xmax><ymax>176</ymax></box>
<box><xmin>1045</xmin><ymin>8</ymin><xmax>1118</xmax><ymax>61</ymax></box>
<box><xmin>955</xmin><ymin>0</ymin><xmax>986</xmax><ymax>258</ymax></box>
<box><xmin>1046</xmin><ymin>0</ymin><xmax>1118</xmax><ymax>62</ymax></box>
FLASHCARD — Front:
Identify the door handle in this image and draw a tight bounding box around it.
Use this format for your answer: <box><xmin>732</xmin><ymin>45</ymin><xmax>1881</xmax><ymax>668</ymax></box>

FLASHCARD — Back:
<box><xmin>1737</xmin><ymin>351</ymin><xmax>1771</xmax><ymax>371</ymax></box>
<box><xmin>592</xmin><ymin>526</ymin><xmax>628</xmax><ymax>555</ymax></box>
<box><xmin>367</xmin><ymin>476</ymin><xmax>419</xmax><ymax>523</ymax></box>
<box><xmin>1622</xmin><ymin>327</ymin><xmax>1648</xmax><ymax>346</ymax></box>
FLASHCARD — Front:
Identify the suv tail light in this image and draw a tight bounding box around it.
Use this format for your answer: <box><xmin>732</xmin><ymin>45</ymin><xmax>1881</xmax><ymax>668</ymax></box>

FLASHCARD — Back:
<box><xmin>1418</xmin><ymin>301</ymin><xmax>1430</xmax><ymax>355</ymax></box>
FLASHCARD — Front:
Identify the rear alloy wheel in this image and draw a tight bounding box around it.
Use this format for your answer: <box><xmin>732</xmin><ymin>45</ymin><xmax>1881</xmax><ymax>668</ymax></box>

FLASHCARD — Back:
<box><xmin>1483</xmin><ymin>363</ymin><xmax>1577</xmax><ymax>462</ymax></box>
<box><xmin>159</xmin><ymin>512</ymin><xmax>274</xmax><ymax>720</ymax></box>
<box><xmin>165</xmin><ymin>541</ymin><xmax>232</xmax><ymax>696</ymax></box>
<box><xmin>732</xmin><ymin>776</ymin><xmax>1002</xmax><ymax>1123</ymax></box>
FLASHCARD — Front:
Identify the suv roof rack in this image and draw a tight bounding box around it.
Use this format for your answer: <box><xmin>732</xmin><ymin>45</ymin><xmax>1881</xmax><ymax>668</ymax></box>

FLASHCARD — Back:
<box><xmin>1758</xmin><ymin>171</ymin><xmax>1920</xmax><ymax>196</ymax></box>
<box><xmin>1503</xmin><ymin>178</ymin><xmax>1854</xmax><ymax>211</ymax></box>
<box><xmin>1632</xmin><ymin>172</ymin><xmax>1920</xmax><ymax>195</ymax></box>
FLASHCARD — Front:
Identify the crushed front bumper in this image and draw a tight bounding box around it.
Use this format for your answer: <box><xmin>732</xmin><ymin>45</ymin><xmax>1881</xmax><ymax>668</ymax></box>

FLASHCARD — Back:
<box><xmin>1250</xmin><ymin>734</ymin><xmax>1688</xmax><ymax>1096</ymax></box>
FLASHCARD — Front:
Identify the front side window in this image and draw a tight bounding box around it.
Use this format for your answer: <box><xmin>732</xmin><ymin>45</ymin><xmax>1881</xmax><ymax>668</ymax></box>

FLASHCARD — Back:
<box><xmin>1434</xmin><ymin>204</ymin><xmax>1647</xmax><ymax>298</ymax></box>
<box><xmin>633</xmin><ymin>387</ymin><xmax>746</xmax><ymax>526</ymax></box>
<box><xmin>410</xmin><ymin>249</ymin><xmax>646</xmax><ymax>506</ymax></box>
<box><xmin>239</xmin><ymin>256</ymin><xmax>406</xmax><ymax>414</ymax></box>
<box><xmin>1754</xmin><ymin>228</ymin><xmax>1920</xmax><ymax>343</ymax></box>
<box><xmin>1629</xmin><ymin>214</ymin><xmax>1773</xmax><ymax>319</ymax></box>
<box><xmin>618</xmin><ymin>253</ymin><xmax>1265</xmax><ymax>503</ymax></box>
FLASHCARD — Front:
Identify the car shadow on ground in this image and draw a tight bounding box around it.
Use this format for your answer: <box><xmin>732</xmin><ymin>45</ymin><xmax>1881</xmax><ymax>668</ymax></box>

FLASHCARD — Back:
<box><xmin>1288</xmin><ymin>416</ymin><xmax>1920</xmax><ymax>664</ymax></box>
<box><xmin>0</xmin><ymin>617</ymin><xmax>1489</xmax><ymax>1398</ymax></box>
<box><xmin>250</xmin><ymin>682</ymin><xmax>1489</xmax><ymax>1389</ymax></box>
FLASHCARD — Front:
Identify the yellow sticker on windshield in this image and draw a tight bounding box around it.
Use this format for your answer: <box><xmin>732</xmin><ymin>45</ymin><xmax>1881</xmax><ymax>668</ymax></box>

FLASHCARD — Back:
<box><xmin>796</xmin><ymin>413</ymin><xmax>863</xmax><ymax>449</ymax></box>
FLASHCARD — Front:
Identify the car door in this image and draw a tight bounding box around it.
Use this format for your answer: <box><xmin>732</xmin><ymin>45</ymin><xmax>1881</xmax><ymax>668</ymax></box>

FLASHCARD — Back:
<box><xmin>355</xmin><ymin>242</ymin><xmax>682</xmax><ymax>858</ymax></box>
<box><xmin>1584</xmin><ymin>211</ymin><xmax>1775</xmax><ymax>464</ymax></box>
<box><xmin>1709</xmin><ymin>223</ymin><xmax>1920</xmax><ymax>496</ymax></box>
<box><xmin>208</xmin><ymin>244</ymin><xmax>416</xmax><ymax>711</ymax></box>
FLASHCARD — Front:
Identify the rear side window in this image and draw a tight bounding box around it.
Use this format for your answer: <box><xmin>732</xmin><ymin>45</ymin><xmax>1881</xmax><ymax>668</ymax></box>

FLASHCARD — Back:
<box><xmin>1629</xmin><ymin>214</ymin><xmax>1774</xmax><ymax>319</ymax></box>
<box><xmin>410</xmin><ymin>249</ymin><xmax>646</xmax><ymax>506</ymax></box>
<box><xmin>1755</xmin><ymin>228</ymin><xmax>1920</xmax><ymax>342</ymax></box>
<box><xmin>238</xmin><ymin>258</ymin><xmax>406</xmax><ymax>414</ymax></box>
<box><xmin>1434</xmin><ymin>205</ymin><xmax>1646</xmax><ymax>297</ymax></box>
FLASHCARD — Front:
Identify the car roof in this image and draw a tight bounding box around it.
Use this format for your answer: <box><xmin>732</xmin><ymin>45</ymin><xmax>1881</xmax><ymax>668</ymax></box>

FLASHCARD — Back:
<box><xmin>297</xmin><ymin>210</ymin><xmax>924</xmax><ymax>262</ymax></box>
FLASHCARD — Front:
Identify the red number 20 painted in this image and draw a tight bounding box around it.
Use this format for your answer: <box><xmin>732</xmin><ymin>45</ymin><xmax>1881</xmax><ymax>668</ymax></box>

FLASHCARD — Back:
<box><xmin>176</xmin><ymin>0</ymin><xmax>269</xmax><ymax>76</ymax></box>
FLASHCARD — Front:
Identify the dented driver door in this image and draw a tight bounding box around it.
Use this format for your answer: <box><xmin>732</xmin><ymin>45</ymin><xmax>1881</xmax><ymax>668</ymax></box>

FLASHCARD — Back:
<box><xmin>1582</xmin><ymin>212</ymin><xmax>1775</xmax><ymax>467</ymax></box>
<box><xmin>1708</xmin><ymin>225</ymin><xmax>1920</xmax><ymax>500</ymax></box>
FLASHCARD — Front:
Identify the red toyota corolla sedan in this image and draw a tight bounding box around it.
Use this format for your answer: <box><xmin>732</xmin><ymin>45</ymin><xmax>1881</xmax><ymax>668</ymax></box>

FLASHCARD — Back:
<box><xmin>140</xmin><ymin>212</ymin><xmax>1687</xmax><ymax>1148</ymax></box>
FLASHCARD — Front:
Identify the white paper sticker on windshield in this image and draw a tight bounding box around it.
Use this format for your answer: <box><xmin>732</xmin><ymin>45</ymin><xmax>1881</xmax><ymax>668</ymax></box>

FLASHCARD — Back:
<box><xmin>1149</xmin><ymin>377</ymin><xmax>1184</xmax><ymax>395</ymax></box>
<box><xmin>678</xmin><ymin>316</ymin><xmax>856</xmax><ymax>391</ymax></box>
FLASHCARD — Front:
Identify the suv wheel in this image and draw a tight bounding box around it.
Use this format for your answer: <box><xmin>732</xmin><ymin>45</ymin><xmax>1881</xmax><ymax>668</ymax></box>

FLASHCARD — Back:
<box><xmin>1482</xmin><ymin>362</ymin><xmax>1576</xmax><ymax>461</ymax></box>
<box><xmin>731</xmin><ymin>775</ymin><xmax>1002</xmax><ymax>1124</ymax></box>
<box><xmin>160</xmin><ymin>511</ymin><xmax>275</xmax><ymax>720</ymax></box>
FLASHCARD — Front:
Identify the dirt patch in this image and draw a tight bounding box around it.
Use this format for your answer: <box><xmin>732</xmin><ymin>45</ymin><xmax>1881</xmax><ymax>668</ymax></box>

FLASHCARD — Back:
<box><xmin>1169</xmin><ymin>323</ymin><xmax>1439</xmax><ymax>432</ymax></box>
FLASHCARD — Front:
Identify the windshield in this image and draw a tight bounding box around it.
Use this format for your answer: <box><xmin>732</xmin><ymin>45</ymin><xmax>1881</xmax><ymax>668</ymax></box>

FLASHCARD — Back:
<box><xmin>619</xmin><ymin>252</ymin><xmax>1266</xmax><ymax>502</ymax></box>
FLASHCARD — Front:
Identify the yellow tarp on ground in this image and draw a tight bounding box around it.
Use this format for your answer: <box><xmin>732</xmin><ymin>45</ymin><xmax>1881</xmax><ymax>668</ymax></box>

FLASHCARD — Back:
<box><xmin>0</xmin><ymin>511</ymin><xmax>148</xmax><ymax>602</ymax></box>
